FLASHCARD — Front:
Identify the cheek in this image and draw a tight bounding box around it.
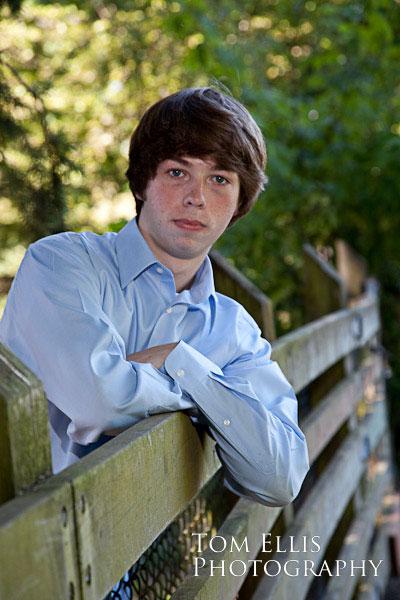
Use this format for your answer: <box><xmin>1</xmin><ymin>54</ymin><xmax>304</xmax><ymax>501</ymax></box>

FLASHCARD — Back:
<box><xmin>155</xmin><ymin>185</ymin><xmax>176</xmax><ymax>210</ymax></box>
<box><xmin>213</xmin><ymin>196</ymin><xmax>238</xmax><ymax>221</ymax></box>
<box><xmin>147</xmin><ymin>185</ymin><xmax>174</xmax><ymax>219</ymax></box>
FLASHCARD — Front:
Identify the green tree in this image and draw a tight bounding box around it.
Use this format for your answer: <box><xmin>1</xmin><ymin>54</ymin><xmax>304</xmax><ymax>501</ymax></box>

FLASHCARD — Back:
<box><xmin>1</xmin><ymin>0</ymin><xmax>400</xmax><ymax>460</ymax></box>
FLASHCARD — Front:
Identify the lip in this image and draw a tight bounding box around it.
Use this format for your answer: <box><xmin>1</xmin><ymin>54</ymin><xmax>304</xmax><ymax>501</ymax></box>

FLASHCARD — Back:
<box><xmin>173</xmin><ymin>219</ymin><xmax>206</xmax><ymax>231</ymax></box>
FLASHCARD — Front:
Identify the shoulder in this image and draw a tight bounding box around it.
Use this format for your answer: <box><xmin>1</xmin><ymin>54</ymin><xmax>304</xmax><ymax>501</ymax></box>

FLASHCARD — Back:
<box><xmin>212</xmin><ymin>290</ymin><xmax>270</xmax><ymax>358</ymax></box>
<box><xmin>28</xmin><ymin>230</ymin><xmax>117</xmax><ymax>272</ymax></box>
<box><xmin>23</xmin><ymin>231</ymin><xmax>120</xmax><ymax>290</ymax></box>
<box><xmin>14</xmin><ymin>231</ymin><xmax>118</xmax><ymax>300</ymax></box>
<box><xmin>214</xmin><ymin>290</ymin><xmax>261</xmax><ymax>333</ymax></box>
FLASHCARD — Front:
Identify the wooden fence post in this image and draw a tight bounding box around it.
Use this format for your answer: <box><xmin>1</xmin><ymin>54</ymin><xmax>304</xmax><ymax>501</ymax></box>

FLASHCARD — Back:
<box><xmin>302</xmin><ymin>243</ymin><xmax>355</xmax><ymax>599</ymax></box>
<box><xmin>0</xmin><ymin>342</ymin><xmax>52</xmax><ymax>504</ymax></box>
<box><xmin>303</xmin><ymin>243</ymin><xmax>348</xmax><ymax>322</ymax></box>
<box><xmin>303</xmin><ymin>243</ymin><xmax>349</xmax><ymax>417</ymax></box>
<box><xmin>335</xmin><ymin>239</ymin><xmax>368</xmax><ymax>300</ymax></box>
<box><xmin>210</xmin><ymin>250</ymin><xmax>276</xmax><ymax>341</ymax></box>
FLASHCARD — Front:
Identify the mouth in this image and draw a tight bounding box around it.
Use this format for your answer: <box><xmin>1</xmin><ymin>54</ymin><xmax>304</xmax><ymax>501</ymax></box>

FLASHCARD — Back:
<box><xmin>173</xmin><ymin>219</ymin><xmax>206</xmax><ymax>231</ymax></box>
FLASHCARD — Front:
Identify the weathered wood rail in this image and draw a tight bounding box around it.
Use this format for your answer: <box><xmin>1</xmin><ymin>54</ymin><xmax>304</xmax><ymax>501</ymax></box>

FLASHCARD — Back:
<box><xmin>0</xmin><ymin>243</ymin><xmax>397</xmax><ymax>599</ymax></box>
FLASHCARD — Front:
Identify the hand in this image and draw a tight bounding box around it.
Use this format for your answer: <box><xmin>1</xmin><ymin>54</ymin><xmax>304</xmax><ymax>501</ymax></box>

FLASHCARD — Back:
<box><xmin>126</xmin><ymin>342</ymin><xmax>179</xmax><ymax>370</ymax></box>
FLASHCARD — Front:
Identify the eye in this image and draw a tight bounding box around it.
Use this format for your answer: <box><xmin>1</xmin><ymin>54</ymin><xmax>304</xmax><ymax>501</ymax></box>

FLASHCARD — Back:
<box><xmin>168</xmin><ymin>169</ymin><xmax>184</xmax><ymax>178</ymax></box>
<box><xmin>213</xmin><ymin>175</ymin><xmax>228</xmax><ymax>184</ymax></box>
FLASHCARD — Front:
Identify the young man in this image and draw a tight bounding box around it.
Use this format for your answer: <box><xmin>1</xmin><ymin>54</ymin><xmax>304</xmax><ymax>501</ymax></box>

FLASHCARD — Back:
<box><xmin>0</xmin><ymin>87</ymin><xmax>309</xmax><ymax>507</ymax></box>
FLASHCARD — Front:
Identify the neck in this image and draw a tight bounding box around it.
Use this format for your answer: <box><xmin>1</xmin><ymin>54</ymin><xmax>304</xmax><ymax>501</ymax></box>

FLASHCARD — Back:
<box><xmin>169</xmin><ymin>255</ymin><xmax>206</xmax><ymax>292</ymax></box>
<box><xmin>137</xmin><ymin>220</ymin><xmax>208</xmax><ymax>293</ymax></box>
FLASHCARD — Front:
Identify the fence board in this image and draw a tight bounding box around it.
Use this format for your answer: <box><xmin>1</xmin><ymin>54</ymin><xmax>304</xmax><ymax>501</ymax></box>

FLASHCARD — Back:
<box><xmin>271</xmin><ymin>297</ymin><xmax>380</xmax><ymax>393</ymax></box>
<box><xmin>324</xmin><ymin>461</ymin><xmax>390</xmax><ymax>600</ymax></box>
<box><xmin>170</xmin><ymin>500</ymin><xmax>281</xmax><ymax>600</ymax></box>
<box><xmin>302</xmin><ymin>353</ymin><xmax>381</xmax><ymax>464</ymax></box>
<box><xmin>62</xmin><ymin>412</ymin><xmax>219</xmax><ymax>600</ymax></box>
<box><xmin>0</xmin><ymin>343</ymin><xmax>51</xmax><ymax>504</ymax></box>
<box><xmin>0</xmin><ymin>477</ymin><xmax>80</xmax><ymax>599</ymax></box>
<box><xmin>355</xmin><ymin>526</ymin><xmax>391</xmax><ymax>600</ymax></box>
<box><xmin>251</xmin><ymin>399</ymin><xmax>387</xmax><ymax>600</ymax></box>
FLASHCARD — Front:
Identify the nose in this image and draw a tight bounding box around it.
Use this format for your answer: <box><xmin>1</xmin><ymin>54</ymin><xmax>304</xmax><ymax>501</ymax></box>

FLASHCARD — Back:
<box><xmin>182</xmin><ymin>177</ymin><xmax>205</xmax><ymax>207</ymax></box>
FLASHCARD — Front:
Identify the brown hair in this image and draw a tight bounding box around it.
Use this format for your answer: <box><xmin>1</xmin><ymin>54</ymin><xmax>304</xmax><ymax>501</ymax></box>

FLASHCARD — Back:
<box><xmin>126</xmin><ymin>87</ymin><xmax>267</xmax><ymax>227</ymax></box>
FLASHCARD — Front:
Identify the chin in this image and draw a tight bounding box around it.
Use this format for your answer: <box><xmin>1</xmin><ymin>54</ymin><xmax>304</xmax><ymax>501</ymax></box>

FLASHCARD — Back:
<box><xmin>170</xmin><ymin>244</ymin><xmax>208</xmax><ymax>260</ymax></box>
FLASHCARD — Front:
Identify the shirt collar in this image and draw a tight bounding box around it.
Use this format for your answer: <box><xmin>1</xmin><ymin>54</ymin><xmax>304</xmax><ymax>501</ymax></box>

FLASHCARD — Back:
<box><xmin>116</xmin><ymin>218</ymin><xmax>158</xmax><ymax>288</ymax></box>
<box><xmin>115</xmin><ymin>218</ymin><xmax>216</xmax><ymax>304</ymax></box>
<box><xmin>178</xmin><ymin>255</ymin><xmax>216</xmax><ymax>305</ymax></box>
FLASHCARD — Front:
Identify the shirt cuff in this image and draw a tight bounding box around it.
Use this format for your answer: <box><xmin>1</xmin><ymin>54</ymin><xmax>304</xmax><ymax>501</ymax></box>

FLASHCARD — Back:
<box><xmin>164</xmin><ymin>341</ymin><xmax>249</xmax><ymax>460</ymax></box>
<box><xmin>164</xmin><ymin>340</ymin><xmax>223</xmax><ymax>395</ymax></box>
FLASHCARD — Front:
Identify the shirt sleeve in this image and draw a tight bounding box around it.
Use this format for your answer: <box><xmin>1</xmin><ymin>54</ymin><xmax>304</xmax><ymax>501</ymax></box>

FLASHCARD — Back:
<box><xmin>164</xmin><ymin>326</ymin><xmax>310</xmax><ymax>507</ymax></box>
<box><xmin>0</xmin><ymin>239</ymin><xmax>194</xmax><ymax>446</ymax></box>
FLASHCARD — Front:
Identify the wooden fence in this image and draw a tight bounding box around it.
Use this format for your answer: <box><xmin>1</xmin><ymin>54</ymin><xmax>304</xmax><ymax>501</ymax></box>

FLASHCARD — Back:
<box><xmin>0</xmin><ymin>241</ymin><xmax>398</xmax><ymax>599</ymax></box>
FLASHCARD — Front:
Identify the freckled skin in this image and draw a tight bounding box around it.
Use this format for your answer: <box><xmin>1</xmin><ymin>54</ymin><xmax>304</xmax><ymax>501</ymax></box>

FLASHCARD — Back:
<box><xmin>137</xmin><ymin>156</ymin><xmax>240</xmax><ymax>291</ymax></box>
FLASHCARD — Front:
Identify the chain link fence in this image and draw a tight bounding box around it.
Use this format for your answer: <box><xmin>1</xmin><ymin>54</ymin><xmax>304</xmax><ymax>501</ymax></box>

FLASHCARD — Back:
<box><xmin>106</xmin><ymin>470</ymin><xmax>236</xmax><ymax>600</ymax></box>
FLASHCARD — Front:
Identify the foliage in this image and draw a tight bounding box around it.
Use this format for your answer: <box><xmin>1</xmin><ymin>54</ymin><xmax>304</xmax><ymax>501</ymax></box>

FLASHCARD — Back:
<box><xmin>1</xmin><ymin>0</ymin><xmax>400</xmax><ymax>458</ymax></box>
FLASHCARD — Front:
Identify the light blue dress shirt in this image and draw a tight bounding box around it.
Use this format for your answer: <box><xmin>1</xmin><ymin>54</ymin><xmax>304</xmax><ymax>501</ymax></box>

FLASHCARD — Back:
<box><xmin>0</xmin><ymin>218</ymin><xmax>309</xmax><ymax>506</ymax></box>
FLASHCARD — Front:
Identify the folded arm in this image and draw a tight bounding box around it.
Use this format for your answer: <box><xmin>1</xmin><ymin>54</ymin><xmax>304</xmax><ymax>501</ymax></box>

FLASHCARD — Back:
<box><xmin>126</xmin><ymin>342</ymin><xmax>178</xmax><ymax>370</ymax></box>
<box><xmin>127</xmin><ymin>335</ymin><xmax>310</xmax><ymax>507</ymax></box>
<box><xmin>163</xmin><ymin>336</ymin><xmax>310</xmax><ymax>507</ymax></box>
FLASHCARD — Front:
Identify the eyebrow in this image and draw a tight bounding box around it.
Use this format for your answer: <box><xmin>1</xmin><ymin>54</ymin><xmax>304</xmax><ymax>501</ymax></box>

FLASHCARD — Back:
<box><xmin>166</xmin><ymin>157</ymin><xmax>236</xmax><ymax>173</ymax></box>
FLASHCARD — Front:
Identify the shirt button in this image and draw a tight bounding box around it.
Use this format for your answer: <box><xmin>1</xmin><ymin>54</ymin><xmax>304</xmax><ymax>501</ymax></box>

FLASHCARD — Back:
<box><xmin>223</xmin><ymin>419</ymin><xmax>231</xmax><ymax>426</ymax></box>
<box><xmin>166</xmin><ymin>307</ymin><xmax>172</xmax><ymax>313</ymax></box>
<box><xmin>177</xmin><ymin>369</ymin><xmax>185</xmax><ymax>377</ymax></box>
<box><xmin>156</xmin><ymin>267</ymin><xmax>163</xmax><ymax>274</ymax></box>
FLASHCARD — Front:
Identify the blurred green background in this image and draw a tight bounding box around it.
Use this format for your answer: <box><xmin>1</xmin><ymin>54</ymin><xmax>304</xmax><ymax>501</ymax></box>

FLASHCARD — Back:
<box><xmin>1</xmin><ymin>0</ymin><xmax>399</xmax><ymax>462</ymax></box>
